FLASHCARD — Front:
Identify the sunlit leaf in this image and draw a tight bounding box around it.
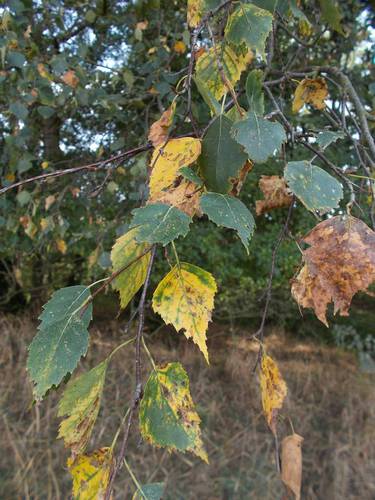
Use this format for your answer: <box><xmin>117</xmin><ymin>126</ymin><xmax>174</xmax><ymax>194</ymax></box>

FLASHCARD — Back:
<box><xmin>111</xmin><ymin>228</ymin><xmax>151</xmax><ymax>309</ymax></box>
<box><xmin>139</xmin><ymin>362</ymin><xmax>208</xmax><ymax>461</ymax></box>
<box><xmin>27</xmin><ymin>286</ymin><xmax>92</xmax><ymax>400</ymax></box>
<box><xmin>152</xmin><ymin>263</ymin><xmax>217</xmax><ymax>362</ymax></box>
<box><xmin>58</xmin><ymin>360</ymin><xmax>108</xmax><ymax>455</ymax></box>
<box><xmin>200</xmin><ymin>192</ymin><xmax>255</xmax><ymax>252</ymax></box>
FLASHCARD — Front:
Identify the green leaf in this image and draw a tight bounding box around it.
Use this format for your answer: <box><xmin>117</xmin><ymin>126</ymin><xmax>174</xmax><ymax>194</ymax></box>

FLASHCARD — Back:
<box><xmin>246</xmin><ymin>69</ymin><xmax>265</xmax><ymax>115</ymax></box>
<box><xmin>284</xmin><ymin>160</ymin><xmax>343</xmax><ymax>213</ymax></box>
<box><xmin>132</xmin><ymin>483</ymin><xmax>164</xmax><ymax>500</ymax></box>
<box><xmin>200</xmin><ymin>192</ymin><xmax>255</xmax><ymax>252</ymax></box>
<box><xmin>231</xmin><ymin>112</ymin><xmax>286</xmax><ymax>163</ymax></box>
<box><xmin>37</xmin><ymin>106</ymin><xmax>56</xmax><ymax>119</ymax></box>
<box><xmin>27</xmin><ymin>285</ymin><xmax>92</xmax><ymax>400</ymax></box>
<box><xmin>130</xmin><ymin>203</ymin><xmax>191</xmax><ymax>246</ymax></box>
<box><xmin>179</xmin><ymin>166</ymin><xmax>204</xmax><ymax>186</ymax></box>
<box><xmin>58</xmin><ymin>360</ymin><xmax>108</xmax><ymax>454</ymax></box>
<box><xmin>316</xmin><ymin>131</ymin><xmax>344</xmax><ymax>149</ymax></box>
<box><xmin>16</xmin><ymin>190</ymin><xmax>31</xmax><ymax>206</ymax></box>
<box><xmin>199</xmin><ymin>115</ymin><xmax>248</xmax><ymax>193</ymax></box>
<box><xmin>9</xmin><ymin>101</ymin><xmax>28</xmax><ymax>120</ymax></box>
<box><xmin>7</xmin><ymin>50</ymin><xmax>26</xmax><ymax>68</ymax></box>
<box><xmin>318</xmin><ymin>0</ymin><xmax>344</xmax><ymax>34</ymax></box>
<box><xmin>139</xmin><ymin>362</ymin><xmax>207</xmax><ymax>461</ymax></box>
<box><xmin>194</xmin><ymin>76</ymin><xmax>221</xmax><ymax>116</ymax></box>
<box><xmin>225</xmin><ymin>4</ymin><xmax>273</xmax><ymax>59</ymax></box>
<box><xmin>111</xmin><ymin>228</ymin><xmax>151</xmax><ymax>309</ymax></box>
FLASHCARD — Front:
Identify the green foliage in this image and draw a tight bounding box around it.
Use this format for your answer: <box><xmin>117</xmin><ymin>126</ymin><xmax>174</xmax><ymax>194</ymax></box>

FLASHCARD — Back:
<box><xmin>200</xmin><ymin>192</ymin><xmax>255</xmax><ymax>252</ymax></box>
<box><xmin>133</xmin><ymin>483</ymin><xmax>164</xmax><ymax>500</ymax></box>
<box><xmin>139</xmin><ymin>362</ymin><xmax>207</xmax><ymax>461</ymax></box>
<box><xmin>199</xmin><ymin>115</ymin><xmax>248</xmax><ymax>193</ymax></box>
<box><xmin>284</xmin><ymin>161</ymin><xmax>343</xmax><ymax>213</ymax></box>
<box><xmin>246</xmin><ymin>69</ymin><xmax>265</xmax><ymax>115</ymax></box>
<box><xmin>130</xmin><ymin>204</ymin><xmax>192</xmax><ymax>246</ymax></box>
<box><xmin>27</xmin><ymin>286</ymin><xmax>92</xmax><ymax>400</ymax></box>
<box><xmin>231</xmin><ymin>113</ymin><xmax>287</xmax><ymax>163</ymax></box>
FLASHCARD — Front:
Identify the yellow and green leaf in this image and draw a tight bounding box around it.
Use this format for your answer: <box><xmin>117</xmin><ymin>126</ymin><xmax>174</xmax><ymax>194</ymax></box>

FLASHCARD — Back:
<box><xmin>139</xmin><ymin>362</ymin><xmax>207</xmax><ymax>462</ymax></box>
<box><xmin>111</xmin><ymin>228</ymin><xmax>151</xmax><ymax>310</ymax></box>
<box><xmin>152</xmin><ymin>262</ymin><xmax>217</xmax><ymax>363</ymax></box>
<box><xmin>58</xmin><ymin>360</ymin><xmax>108</xmax><ymax>455</ymax></box>
<box><xmin>68</xmin><ymin>447</ymin><xmax>113</xmax><ymax>499</ymax></box>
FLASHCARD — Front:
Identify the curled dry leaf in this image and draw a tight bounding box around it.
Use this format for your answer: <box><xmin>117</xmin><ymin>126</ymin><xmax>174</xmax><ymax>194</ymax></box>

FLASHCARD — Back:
<box><xmin>148</xmin><ymin>101</ymin><xmax>176</xmax><ymax>147</ymax></box>
<box><xmin>255</xmin><ymin>175</ymin><xmax>293</xmax><ymax>215</ymax></box>
<box><xmin>292</xmin><ymin>77</ymin><xmax>328</xmax><ymax>113</ymax></box>
<box><xmin>281</xmin><ymin>433</ymin><xmax>304</xmax><ymax>500</ymax></box>
<box><xmin>229</xmin><ymin>160</ymin><xmax>253</xmax><ymax>196</ymax></box>
<box><xmin>259</xmin><ymin>354</ymin><xmax>287</xmax><ymax>435</ymax></box>
<box><xmin>62</xmin><ymin>69</ymin><xmax>79</xmax><ymax>88</ymax></box>
<box><xmin>291</xmin><ymin>216</ymin><xmax>375</xmax><ymax>326</ymax></box>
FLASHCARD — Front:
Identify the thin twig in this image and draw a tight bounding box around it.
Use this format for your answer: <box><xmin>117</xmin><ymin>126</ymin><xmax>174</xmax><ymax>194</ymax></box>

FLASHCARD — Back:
<box><xmin>105</xmin><ymin>245</ymin><xmax>156</xmax><ymax>499</ymax></box>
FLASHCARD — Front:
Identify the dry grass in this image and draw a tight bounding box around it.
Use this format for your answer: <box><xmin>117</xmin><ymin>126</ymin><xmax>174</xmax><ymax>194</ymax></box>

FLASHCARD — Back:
<box><xmin>0</xmin><ymin>315</ymin><xmax>374</xmax><ymax>499</ymax></box>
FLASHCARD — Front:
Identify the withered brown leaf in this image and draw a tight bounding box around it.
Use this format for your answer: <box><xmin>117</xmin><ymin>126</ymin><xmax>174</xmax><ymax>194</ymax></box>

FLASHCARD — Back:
<box><xmin>148</xmin><ymin>101</ymin><xmax>176</xmax><ymax>147</ymax></box>
<box><xmin>281</xmin><ymin>433</ymin><xmax>304</xmax><ymax>500</ymax></box>
<box><xmin>291</xmin><ymin>216</ymin><xmax>375</xmax><ymax>326</ymax></box>
<box><xmin>292</xmin><ymin>77</ymin><xmax>328</xmax><ymax>113</ymax></box>
<box><xmin>255</xmin><ymin>175</ymin><xmax>293</xmax><ymax>215</ymax></box>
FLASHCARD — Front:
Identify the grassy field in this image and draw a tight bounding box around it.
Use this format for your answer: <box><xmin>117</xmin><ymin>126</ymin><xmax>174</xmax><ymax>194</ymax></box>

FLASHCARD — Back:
<box><xmin>1</xmin><ymin>314</ymin><xmax>374</xmax><ymax>499</ymax></box>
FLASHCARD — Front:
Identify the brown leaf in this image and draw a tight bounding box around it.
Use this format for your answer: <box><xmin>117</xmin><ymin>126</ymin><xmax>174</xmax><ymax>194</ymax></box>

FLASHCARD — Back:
<box><xmin>281</xmin><ymin>433</ymin><xmax>304</xmax><ymax>500</ymax></box>
<box><xmin>255</xmin><ymin>175</ymin><xmax>293</xmax><ymax>215</ymax></box>
<box><xmin>150</xmin><ymin>180</ymin><xmax>202</xmax><ymax>217</ymax></box>
<box><xmin>148</xmin><ymin>101</ymin><xmax>176</xmax><ymax>147</ymax></box>
<box><xmin>291</xmin><ymin>216</ymin><xmax>375</xmax><ymax>326</ymax></box>
<box><xmin>62</xmin><ymin>70</ymin><xmax>79</xmax><ymax>88</ymax></box>
<box><xmin>259</xmin><ymin>354</ymin><xmax>287</xmax><ymax>435</ymax></box>
<box><xmin>292</xmin><ymin>77</ymin><xmax>328</xmax><ymax>113</ymax></box>
<box><xmin>229</xmin><ymin>160</ymin><xmax>253</xmax><ymax>196</ymax></box>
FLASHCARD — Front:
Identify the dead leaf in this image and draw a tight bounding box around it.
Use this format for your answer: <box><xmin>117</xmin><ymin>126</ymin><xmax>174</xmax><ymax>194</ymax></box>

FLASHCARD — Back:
<box><xmin>256</xmin><ymin>175</ymin><xmax>293</xmax><ymax>215</ymax></box>
<box><xmin>62</xmin><ymin>70</ymin><xmax>79</xmax><ymax>88</ymax></box>
<box><xmin>281</xmin><ymin>433</ymin><xmax>304</xmax><ymax>500</ymax></box>
<box><xmin>291</xmin><ymin>216</ymin><xmax>375</xmax><ymax>326</ymax></box>
<box><xmin>45</xmin><ymin>194</ymin><xmax>56</xmax><ymax>211</ymax></box>
<box><xmin>292</xmin><ymin>77</ymin><xmax>328</xmax><ymax>113</ymax></box>
<box><xmin>229</xmin><ymin>160</ymin><xmax>253</xmax><ymax>196</ymax></box>
<box><xmin>259</xmin><ymin>353</ymin><xmax>287</xmax><ymax>435</ymax></box>
<box><xmin>151</xmin><ymin>179</ymin><xmax>202</xmax><ymax>217</ymax></box>
<box><xmin>136</xmin><ymin>21</ymin><xmax>148</xmax><ymax>30</ymax></box>
<box><xmin>148</xmin><ymin>101</ymin><xmax>176</xmax><ymax>147</ymax></box>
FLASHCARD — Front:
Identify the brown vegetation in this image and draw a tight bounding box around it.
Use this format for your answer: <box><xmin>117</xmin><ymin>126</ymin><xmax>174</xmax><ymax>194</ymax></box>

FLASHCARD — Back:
<box><xmin>1</xmin><ymin>315</ymin><xmax>374</xmax><ymax>499</ymax></box>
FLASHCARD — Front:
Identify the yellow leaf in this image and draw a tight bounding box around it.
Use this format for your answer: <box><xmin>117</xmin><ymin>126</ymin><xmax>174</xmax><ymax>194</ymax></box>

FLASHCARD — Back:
<box><xmin>152</xmin><ymin>262</ymin><xmax>217</xmax><ymax>363</ymax></box>
<box><xmin>292</xmin><ymin>77</ymin><xmax>328</xmax><ymax>113</ymax></box>
<box><xmin>148</xmin><ymin>101</ymin><xmax>176</xmax><ymax>147</ymax></box>
<box><xmin>37</xmin><ymin>63</ymin><xmax>52</xmax><ymax>80</ymax></box>
<box><xmin>45</xmin><ymin>194</ymin><xmax>56</xmax><ymax>211</ymax></box>
<box><xmin>174</xmin><ymin>40</ymin><xmax>187</xmax><ymax>54</ymax></box>
<box><xmin>41</xmin><ymin>161</ymin><xmax>49</xmax><ymax>169</ymax></box>
<box><xmin>62</xmin><ymin>69</ymin><xmax>80</xmax><ymax>88</ymax></box>
<box><xmin>187</xmin><ymin>0</ymin><xmax>203</xmax><ymax>28</ymax></box>
<box><xmin>56</xmin><ymin>239</ymin><xmax>67</xmax><ymax>254</ymax></box>
<box><xmin>195</xmin><ymin>44</ymin><xmax>252</xmax><ymax>100</ymax></box>
<box><xmin>111</xmin><ymin>228</ymin><xmax>151</xmax><ymax>309</ymax></box>
<box><xmin>148</xmin><ymin>47</ymin><xmax>157</xmax><ymax>55</ymax></box>
<box><xmin>68</xmin><ymin>447</ymin><xmax>112</xmax><ymax>500</ymax></box>
<box><xmin>40</xmin><ymin>218</ymin><xmax>50</xmax><ymax>231</ymax></box>
<box><xmin>150</xmin><ymin>179</ymin><xmax>202</xmax><ymax>217</ymax></box>
<box><xmin>5</xmin><ymin>173</ymin><xmax>15</xmax><ymax>182</ymax></box>
<box><xmin>281</xmin><ymin>433</ymin><xmax>304</xmax><ymax>500</ymax></box>
<box><xmin>259</xmin><ymin>354</ymin><xmax>287</xmax><ymax>435</ymax></box>
<box><xmin>149</xmin><ymin>137</ymin><xmax>201</xmax><ymax>199</ymax></box>
<box><xmin>58</xmin><ymin>361</ymin><xmax>107</xmax><ymax>455</ymax></box>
